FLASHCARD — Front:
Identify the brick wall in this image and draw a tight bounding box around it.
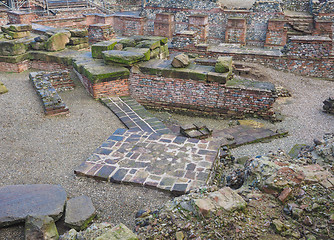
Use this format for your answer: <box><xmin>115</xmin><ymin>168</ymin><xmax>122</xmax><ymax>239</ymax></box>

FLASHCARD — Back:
<box><xmin>225</xmin><ymin>18</ymin><xmax>247</xmax><ymax>45</ymax></box>
<box><xmin>129</xmin><ymin>72</ymin><xmax>276</xmax><ymax>119</ymax></box>
<box><xmin>0</xmin><ymin>60</ymin><xmax>29</xmax><ymax>73</ymax></box>
<box><xmin>74</xmin><ymin>69</ymin><xmax>129</xmax><ymax>98</ymax></box>
<box><xmin>265</xmin><ymin>19</ymin><xmax>287</xmax><ymax>47</ymax></box>
<box><xmin>0</xmin><ymin>11</ymin><xmax>9</xmax><ymax>26</ymax></box>
<box><xmin>7</xmin><ymin>11</ymin><xmax>37</xmax><ymax>24</ymax></box>
<box><xmin>286</xmin><ymin>36</ymin><xmax>332</xmax><ymax>58</ymax></box>
<box><xmin>282</xmin><ymin>0</ymin><xmax>309</xmax><ymax>12</ymax></box>
<box><xmin>153</xmin><ymin>13</ymin><xmax>175</xmax><ymax>38</ymax></box>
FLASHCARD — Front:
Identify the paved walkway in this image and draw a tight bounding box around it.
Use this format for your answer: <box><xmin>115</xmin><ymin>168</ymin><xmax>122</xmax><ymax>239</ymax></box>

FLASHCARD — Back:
<box><xmin>101</xmin><ymin>96</ymin><xmax>171</xmax><ymax>135</ymax></box>
<box><xmin>75</xmin><ymin>128</ymin><xmax>219</xmax><ymax>194</ymax></box>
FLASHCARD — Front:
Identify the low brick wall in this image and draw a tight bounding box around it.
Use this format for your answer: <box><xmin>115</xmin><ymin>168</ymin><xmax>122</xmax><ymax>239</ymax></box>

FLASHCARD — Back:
<box><xmin>74</xmin><ymin>69</ymin><xmax>129</xmax><ymax>98</ymax></box>
<box><xmin>0</xmin><ymin>60</ymin><xmax>29</xmax><ymax>73</ymax></box>
<box><xmin>129</xmin><ymin>73</ymin><xmax>276</xmax><ymax>119</ymax></box>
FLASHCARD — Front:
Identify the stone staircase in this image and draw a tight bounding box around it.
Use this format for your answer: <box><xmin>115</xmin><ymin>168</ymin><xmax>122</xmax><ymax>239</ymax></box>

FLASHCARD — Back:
<box><xmin>285</xmin><ymin>11</ymin><xmax>314</xmax><ymax>37</ymax></box>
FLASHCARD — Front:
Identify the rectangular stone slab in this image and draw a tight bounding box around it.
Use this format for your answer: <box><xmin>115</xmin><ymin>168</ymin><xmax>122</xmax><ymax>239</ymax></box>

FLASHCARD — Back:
<box><xmin>1</xmin><ymin>24</ymin><xmax>32</xmax><ymax>32</ymax></box>
<box><xmin>91</xmin><ymin>40</ymin><xmax>118</xmax><ymax>59</ymax></box>
<box><xmin>123</xmin><ymin>47</ymin><xmax>150</xmax><ymax>61</ymax></box>
<box><xmin>70</xmin><ymin>29</ymin><xmax>88</xmax><ymax>37</ymax></box>
<box><xmin>73</xmin><ymin>57</ymin><xmax>130</xmax><ymax>83</ymax></box>
<box><xmin>102</xmin><ymin>50</ymin><xmax>145</xmax><ymax>66</ymax></box>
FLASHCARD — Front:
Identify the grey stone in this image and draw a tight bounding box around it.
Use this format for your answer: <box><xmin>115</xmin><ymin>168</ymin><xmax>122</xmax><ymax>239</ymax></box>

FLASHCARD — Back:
<box><xmin>65</xmin><ymin>195</ymin><xmax>96</xmax><ymax>231</ymax></box>
<box><xmin>96</xmin><ymin>223</ymin><xmax>138</xmax><ymax>240</ymax></box>
<box><xmin>25</xmin><ymin>215</ymin><xmax>59</xmax><ymax>240</ymax></box>
<box><xmin>171</xmin><ymin>54</ymin><xmax>190</xmax><ymax>68</ymax></box>
<box><xmin>0</xmin><ymin>184</ymin><xmax>67</xmax><ymax>227</ymax></box>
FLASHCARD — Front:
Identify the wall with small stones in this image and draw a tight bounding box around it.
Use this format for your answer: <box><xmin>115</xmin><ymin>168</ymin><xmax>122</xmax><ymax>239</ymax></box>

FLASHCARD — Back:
<box><xmin>142</xmin><ymin>0</ymin><xmax>284</xmax><ymax>46</ymax></box>
<box><xmin>39</xmin><ymin>70</ymin><xmax>75</xmax><ymax>91</ymax></box>
<box><xmin>282</xmin><ymin>0</ymin><xmax>309</xmax><ymax>12</ymax></box>
<box><xmin>129</xmin><ymin>72</ymin><xmax>276</xmax><ymax>119</ymax></box>
<box><xmin>30</xmin><ymin>71</ymin><xmax>70</xmax><ymax>116</ymax></box>
<box><xmin>285</xmin><ymin>36</ymin><xmax>332</xmax><ymax>58</ymax></box>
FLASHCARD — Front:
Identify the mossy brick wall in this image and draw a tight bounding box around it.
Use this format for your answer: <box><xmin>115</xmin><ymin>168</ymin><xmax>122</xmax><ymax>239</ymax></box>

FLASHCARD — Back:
<box><xmin>129</xmin><ymin>73</ymin><xmax>276</xmax><ymax>119</ymax></box>
<box><xmin>74</xmin><ymin>69</ymin><xmax>129</xmax><ymax>98</ymax></box>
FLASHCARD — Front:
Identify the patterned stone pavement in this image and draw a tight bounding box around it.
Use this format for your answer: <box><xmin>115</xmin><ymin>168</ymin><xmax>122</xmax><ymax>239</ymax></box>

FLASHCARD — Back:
<box><xmin>75</xmin><ymin>128</ymin><xmax>220</xmax><ymax>194</ymax></box>
<box><xmin>101</xmin><ymin>96</ymin><xmax>171</xmax><ymax>135</ymax></box>
<box><xmin>76</xmin><ymin>97</ymin><xmax>287</xmax><ymax>194</ymax></box>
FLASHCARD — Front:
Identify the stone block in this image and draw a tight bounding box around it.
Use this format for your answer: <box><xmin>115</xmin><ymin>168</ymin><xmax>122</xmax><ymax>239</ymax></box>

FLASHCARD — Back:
<box><xmin>171</xmin><ymin>54</ymin><xmax>190</xmax><ymax>68</ymax></box>
<box><xmin>123</xmin><ymin>47</ymin><xmax>150</xmax><ymax>61</ymax></box>
<box><xmin>207</xmin><ymin>72</ymin><xmax>231</xmax><ymax>84</ymax></box>
<box><xmin>91</xmin><ymin>40</ymin><xmax>118</xmax><ymax>59</ymax></box>
<box><xmin>70</xmin><ymin>29</ymin><xmax>88</xmax><ymax>38</ymax></box>
<box><xmin>215</xmin><ymin>56</ymin><xmax>233</xmax><ymax>73</ymax></box>
<box><xmin>0</xmin><ymin>81</ymin><xmax>8</xmax><ymax>94</ymax></box>
<box><xmin>3</xmin><ymin>30</ymin><xmax>30</xmax><ymax>39</ymax></box>
<box><xmin>67</xmin><ymin>43</ymin><xmax>89</xmax><ymax>50</ymax></box>
<box><xmin>103</xmin><ymin>50</ymin><xmax>145</xmax><ymax>66</ymax></box>
<box><xmin>1</xmin><ymin>24</ymin><xmax>32</xmax><ymax>32</ymax></box>
<box><xmin>0</xmin><ymin>184</ymin><xmax>67</xmax><ymax>227</ymax></box>
<box><xmin>96</xmin><ymin>223</ymin><xmax>138</xmax><ymax>240</ymax></box>
<box><xmin>118</xmin><ymin>38</ymin><xmax>136</xmax><ymax>48</ymax></box>
<box><xmin>0</xmin><ymin>39</ymin><xmax>29</xmax><ymax>56</ymax></box>
<box><xmin>25</xmin><ymin>215</ymin><xmax>59</xmax><ymax>240</ymax></box>
<box><xmin>30</xmin><ymin>41</ymin><xmax>46</xmax><ymax>51</ymax></box>
<box><xmin>45</xmin><ymin>32</ymin><xmax>70</xmax><ymax>52</ymax></box>
<box><xmin>73</xmin><ymin>57</ymin><xmax>130</xmax><ymax>83</ymax></box>
<box><xmin>136</xmin><ymin>39</ymin><xmax>161</xmax><ymax>50</ymax></box>
<box><xmin>68</xmin><ymin>37</ymin><xmax>88</xmax><ymax>45</ymax></box>
<box><xmin>65</xmin><ymin>195</ymin><xmax>96</xmax><ymax>231</ymax></box>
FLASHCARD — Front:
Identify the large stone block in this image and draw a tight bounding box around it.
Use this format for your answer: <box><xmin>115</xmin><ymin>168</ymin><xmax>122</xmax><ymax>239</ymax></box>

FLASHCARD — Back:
<box><xmin>65</xmin><ymin>195</ymin><xmax>96</xmax><ymax>231</ymax></box>
<box><xmin>103</xmin><ymin>50</ymin><xmax>145</xmax><ymax>65</ymax></box>
<box><xmin>0</xmin><ymin>40</ymin><xmax>28</xmax><ymax>56</ymax></box>
<box><xmin>136</xmin><ymin>40</ymin><xmax>161</xmax><ymax>50</ymax></box>
<box><xmin>91</xmin><ymin>40</ymin><xmax>118</xmax><ymax>59</ymax></box>
<box><xmin>123</xmin><ymin>47</ymin><xmax>150</xmax><ymax>61</ymax></box>
<box><xmin>96</xmin><ymin>223</ymin><xmax>138</xmax><ymax>240</ymax></box>
<box><xmin>215</xmin><ymin>56</ymin><xmax>233</xmax><ymax>73</ymax></box>
<box><xmin>68</xmin><ymin>37</ymin><xmax>89</xmax><ymax>45</ymax></box>
<box><xmin>25</xmin><ymin>215</ymin><xmax>59</xmax><ymax>240</ymax></box>
<box><xmin>70</xmin><ymin>29</ymin><xmax>88</xmax><ymax>38</ymax></box>
<box><xmin>0</xmin><ymin>184</ymin><xmax>67</xmax><ymax>227</ymax></box>
<box><xmin>1</xmin><ymin>24</ymin><xmax>32</xmax><ymax>32</ymax></box>
<box><xmin>45</xmin><ymin>32</ymin><xmax>70</xmax><ymax>52</ymax></box>
<box><xmin>171</xmin><ymin>54</ymin><xmax>190</xmax><ymax>68</ymax></box>
<box><xmin>73</xmin><ymin>57</ymin><xmax>130</xmax><ymax>83</ymax></box>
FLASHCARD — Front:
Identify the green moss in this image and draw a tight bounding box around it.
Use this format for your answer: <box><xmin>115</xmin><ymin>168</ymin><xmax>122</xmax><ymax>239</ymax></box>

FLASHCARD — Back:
<box><xmin>103</xmin><ymin>50</ymin><xmax>145</xmax><ymax>66</ymax></box>
<box><xmin>123</xmin><ymin>47</ymin><xmax>150</xmax><ymax>61</ymax></box>
<box><xmin>91</xmin><ymin>40</ymin><xmax>118</xmax><ymax>59</ymax></box>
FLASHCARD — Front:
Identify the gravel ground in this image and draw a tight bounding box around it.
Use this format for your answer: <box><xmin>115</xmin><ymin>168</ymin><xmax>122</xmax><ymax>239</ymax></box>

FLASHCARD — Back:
<box><xmin>0</xmin><ymin>64</ymin><xmax>334</xmax><ymax>239</ymax></box>
<box><xmin>0</xmin><ymin>71</ymin><xmax>172</xmax><ymax>239</ymax></box>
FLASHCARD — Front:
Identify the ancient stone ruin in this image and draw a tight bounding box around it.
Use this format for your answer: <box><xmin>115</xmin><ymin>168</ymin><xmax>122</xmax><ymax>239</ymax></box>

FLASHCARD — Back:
<box><xmin>0</xmin><ymin>0</ymin><xmax>333</xmax><ymax>239</ymax></box>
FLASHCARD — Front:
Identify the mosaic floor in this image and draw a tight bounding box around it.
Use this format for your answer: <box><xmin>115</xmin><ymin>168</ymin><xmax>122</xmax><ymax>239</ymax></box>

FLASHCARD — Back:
<box><xmin>75</xmin><ymin>97</ymin><xmax>287</xmax><ymax>194</ymax></box>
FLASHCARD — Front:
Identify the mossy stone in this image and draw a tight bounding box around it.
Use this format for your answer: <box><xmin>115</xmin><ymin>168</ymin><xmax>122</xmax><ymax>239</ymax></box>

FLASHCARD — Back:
<box><xmin>215</xmin><ymin>56</ymin><xmax>232</xmax><ymax>73</ymax></box>
<box><xmin>118</xmin><ymin>38</ymin><xmax>136</xmax><ymax>48</ymax></box>
<box><xmin>70</xmin><ymin>29</ymin><xmax>88</xmax><ymax>37</ymax></box>
<box><xmin>69</xmin><ymin>37</ymin><xmax>88</xmax><ymax>45</ymax></box>
<box><xmin>0</xmin><ymin>82</ymin><xmax>8</xmax><ymax>94</ymax></box>
<box><xmin>91</xmin><ymin>40</ymin><xmax>118</xmax><ymax>59</ymax></box>
<box><xmin>102</xmin><ymin>50</ymin><xmax>145</xmax><ymax>65</ymax></box>
<box><xmin>123</xmin><ymin>47</ymin><xmax>150</xmax><ymax>61</ymax></box>
<box><xmin>96</xmin><ymin>223</ymin><xmax>138</xmax><ymax>240</ymax></box>
<box><xmin>44</xmin><ymin>32</ymin><xmax>70</xmax><ymax>51</ymax></box>
<box><xmin>3</xmin><ymin>30</ymin><xmax>30</xmax><ymax>39</ymax></box>
<box><xmin>0</xmin><ymin>40</ymin><xmax>28</xmax><ymax>56</ymax></box>
<box><xmin>136</xmin><ymin>40</ymin><xmax>161</xmax><ymax>50</ymax></box>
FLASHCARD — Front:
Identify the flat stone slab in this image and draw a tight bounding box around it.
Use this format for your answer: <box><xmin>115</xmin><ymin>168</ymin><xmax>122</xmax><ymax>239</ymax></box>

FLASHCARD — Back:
<box><xmin>101</xmin><ymin>96</ymin><xmax>171</xmax><ymax>135</ymax></box>
<box><xmin>65</xmin><ymin>195</ymin><xmax>96</xmax><ymax>231</ymax></box>
<box><xmin>0</xmin><ymin>184</ymin><xmax>67</xmax><ymax>227</ymax></box>
<box><xmin>73</xmin><ymin>55</ymin><xmax>130</xmax><ymax>83</ymax></box>
<box><xmin>103</xmin><ymin>50</ymin><xmax>145</xmax><ymax>66</ymax></box>
<box><xmin>75</xmin><ymin>129</ymin><xmax>219</xmax><ymax>194</ymax></box>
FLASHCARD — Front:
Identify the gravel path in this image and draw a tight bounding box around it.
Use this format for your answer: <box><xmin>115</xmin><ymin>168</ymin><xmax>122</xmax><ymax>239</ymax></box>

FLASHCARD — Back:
<box><xmin>0</xmin><ymin>64</ymin><xmax>334</xmax><ymax>239</ymax></box>
<box><xmin>0</xmin><ymin>71</ymin><xmax>171</xmax><ymax>239</ymax></box>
